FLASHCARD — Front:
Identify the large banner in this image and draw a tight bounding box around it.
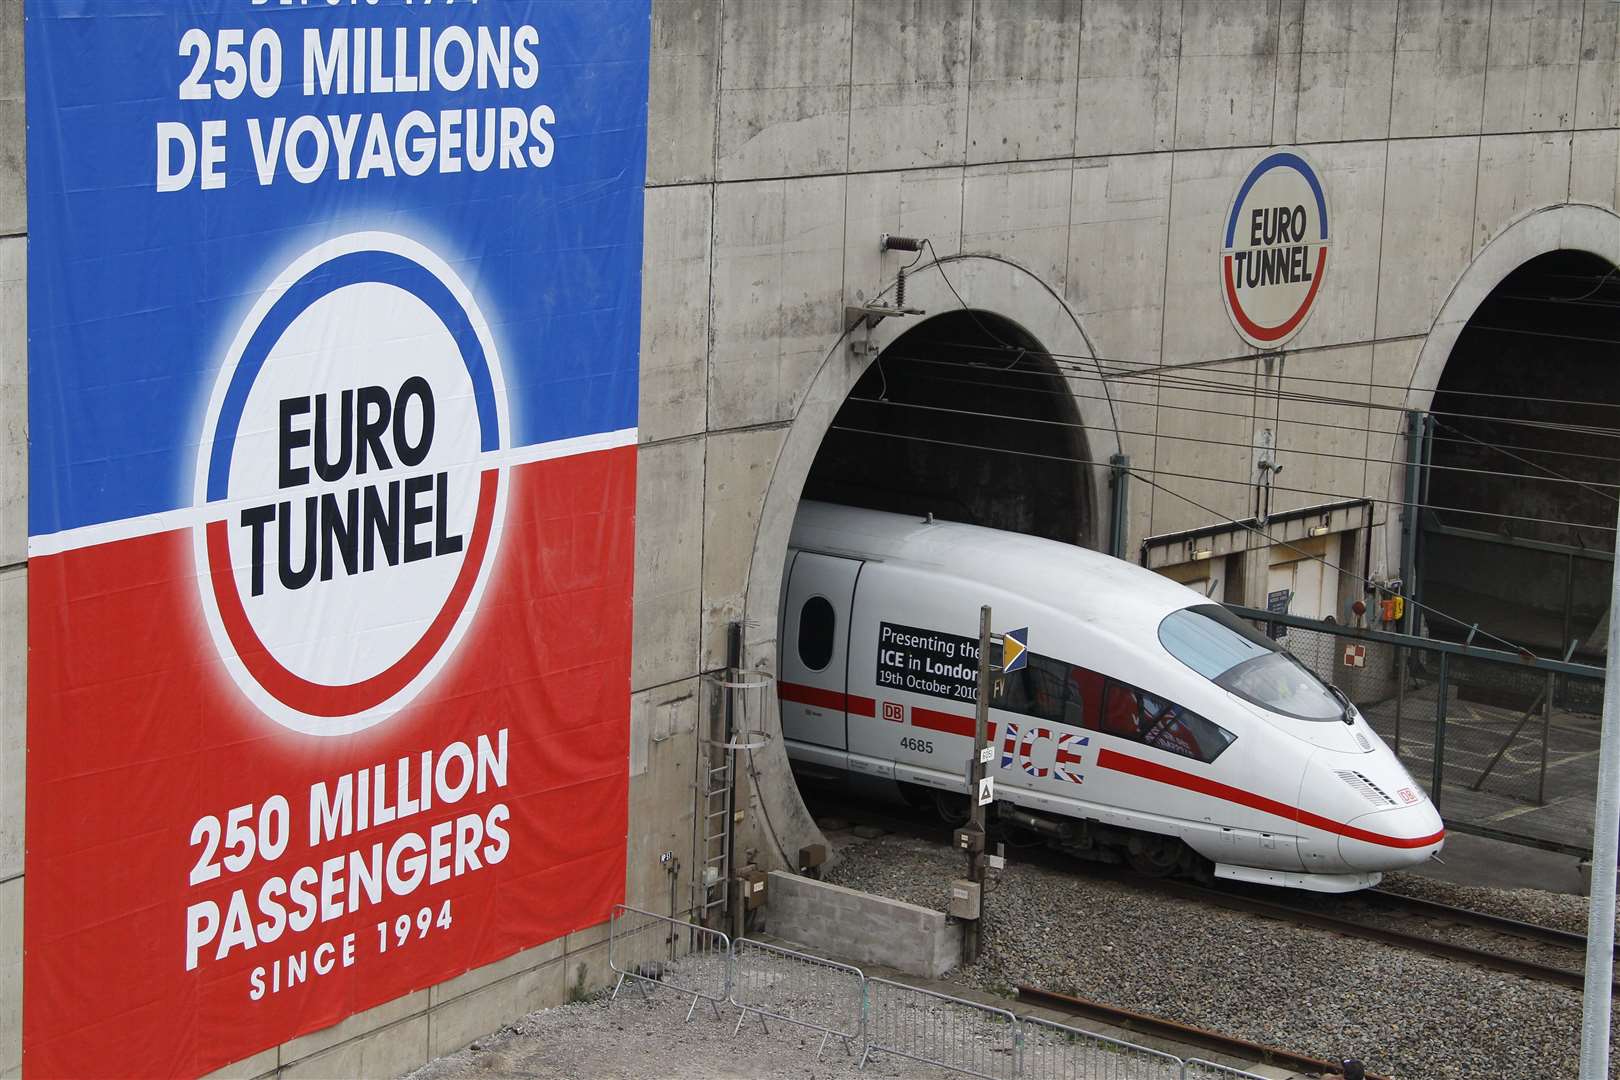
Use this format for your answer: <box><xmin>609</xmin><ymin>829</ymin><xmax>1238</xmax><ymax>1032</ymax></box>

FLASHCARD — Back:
<box><xmin>23</xmin><ymin>4</ymin><xmax>647</xmax><ymax>1076</ymax></box>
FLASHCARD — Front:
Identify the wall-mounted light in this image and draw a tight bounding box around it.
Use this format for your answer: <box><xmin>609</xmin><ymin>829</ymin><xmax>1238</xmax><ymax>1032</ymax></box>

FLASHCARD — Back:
<box><xmin>1191</xmin><ymin>549</ymin><xmax>1214</xmax><ymax>561</ymax></box>
<box><xmin>1308</xmin><ymin>525</ymin><xmax>1330</xmax><ymax>538</ymax></box>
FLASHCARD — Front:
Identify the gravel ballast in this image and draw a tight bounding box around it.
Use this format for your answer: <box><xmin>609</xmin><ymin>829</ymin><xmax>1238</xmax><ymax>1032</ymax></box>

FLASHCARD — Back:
<box><xmin>823</xmin><ymin>831</ymin><xmax>1616</xmax><ymax>1080</ymax></box>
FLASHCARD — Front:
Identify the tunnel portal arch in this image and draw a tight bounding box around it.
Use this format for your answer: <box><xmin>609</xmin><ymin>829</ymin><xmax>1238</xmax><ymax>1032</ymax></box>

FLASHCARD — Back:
<box><xmin>803</xmin><ymin>307</ymin><xmax>1095</xmax><ymax>546</ymax></box>
<box><xmin>736</xmin><ymin>254</ymin><xmax>1120</xmax><ymax>870</ymax></box>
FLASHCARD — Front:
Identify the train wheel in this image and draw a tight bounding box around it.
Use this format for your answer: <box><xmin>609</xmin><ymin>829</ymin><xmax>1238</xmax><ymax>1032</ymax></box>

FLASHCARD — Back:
<box><xmin>934</xmin><ymin>791</ymin><xmax>970</xmax><ymax>827</ymax></box>
<box><xmin>1125</xmin><ymin>834</ymin><xmax>1185</xmax><ymax>877</ymax></box>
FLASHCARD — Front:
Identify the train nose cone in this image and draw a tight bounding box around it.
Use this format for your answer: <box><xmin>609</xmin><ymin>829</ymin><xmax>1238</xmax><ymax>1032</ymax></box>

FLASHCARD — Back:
<box><xmin>1337</xmin><ymin>802</ymin><xmax>1445</xmax><ymax>872</ymax></box>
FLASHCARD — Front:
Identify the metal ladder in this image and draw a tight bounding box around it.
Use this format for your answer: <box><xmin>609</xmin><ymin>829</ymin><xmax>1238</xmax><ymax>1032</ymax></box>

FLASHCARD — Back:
<box><xmin>695</xmin><ymin>757</ymin><xmax>732</xmax><ymax>921</ymax></box>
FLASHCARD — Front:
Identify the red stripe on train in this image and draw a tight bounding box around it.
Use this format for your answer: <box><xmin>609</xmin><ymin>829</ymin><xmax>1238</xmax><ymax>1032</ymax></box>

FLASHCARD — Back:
<box><xmin>778</xmin><ymin>681</ymin><xmax>875</xmax><ymax>717</ymax></box>
<box><xmin>1095</xmin><ymin>748</ymin><xmax>1444</xmax><ymax>850</ymax></box>
<box><xmin>909</xmin><ymin>706</ymin><xmax>997</xmax><ymax>743</ymax></box>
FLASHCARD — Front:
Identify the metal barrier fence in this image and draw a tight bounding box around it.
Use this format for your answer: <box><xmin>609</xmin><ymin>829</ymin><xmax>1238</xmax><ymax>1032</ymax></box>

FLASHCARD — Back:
<box><xmin>604</xmin><ymin>927</ymin><xmax>1327</xmax><ymax>1078</ymax></box>
<box><xmin>862</xmin><ymin>977</ymin><xmax>1019</xmax><ymax>1079</ymax></box>
<box><xmin>607</xmin><ymin>904</ymin><xmax>732</xmax><ymax>1021</ymax></box>
<box><xmin>1230</xmin><ymin>604</ymin><xmax>1606</xmax><ymax>856</ymax></box>
<box><xmin>1019</xmin><ymin>1014</ymin><xmax>1183</xmax><ymax>1080</ymax></box>
<box><xmin>729</xmin><ymin>937</ymin><xmax>866</xmax><ymax>1058</ymax></box>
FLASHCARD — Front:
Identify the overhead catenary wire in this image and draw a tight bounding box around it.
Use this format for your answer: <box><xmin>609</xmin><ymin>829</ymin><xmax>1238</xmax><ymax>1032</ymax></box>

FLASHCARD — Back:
<box><xmin>890</xmin><ymin>246</ymin><xmax>1620</xmax><ymax>423</ymax></box>
<box><xmin>826</xmin><ymin>423</ymin><xmax>1619</xmax><ymax>535</ymax></box>
<box><xmin>888</xmin><ymin>330</ymin><xmax>1620</xmax><ymax>418</ymax></box>
<box><xmin>854</xmin><ymin>250</ymin><xmax>1620</xmax><ymax>655</ymax></box>
<box><xmin>892</xmin><ymin>349</ymin><xmax>1620</xmax><ymax>444</ymax></box>
<box><xmin>839</xmin><ymin>393</ymin><xmax>1620</xmax><ymax>495</ymax></box>
<box><xmin>890</xmin><ymin>355</ymin><xmax>1620</xmax><ymax>460</ymax></box>
<box><xmin>1427</xmin><ymin>416</ymin><xmax>1620</xmax><ymax>505</ymax></box>
<box><xmin>885</xmin><ymin>250</ymin><xmax>1620</xmax><ymax>475</ymax></box>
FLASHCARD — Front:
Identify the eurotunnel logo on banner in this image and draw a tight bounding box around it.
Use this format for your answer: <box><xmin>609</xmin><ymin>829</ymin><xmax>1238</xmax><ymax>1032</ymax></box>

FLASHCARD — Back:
<box><xmin>23</xmin><ymin>5</ymin><xmax>649</xmax><ymax>1078</ymax></box>
<box><xmin>196</xmin><ymin>233</ymin><xmax>509</xmax><ymax>734</ymax></box>
<box><xmin>1221</xmin><ymin>151</ymin><xmax>1331</xmax><ymax>349</ymax></box>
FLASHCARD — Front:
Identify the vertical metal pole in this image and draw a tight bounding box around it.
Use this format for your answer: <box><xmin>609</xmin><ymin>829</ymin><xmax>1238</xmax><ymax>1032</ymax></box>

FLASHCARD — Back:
<box><xmin>1431</xmin><ymin>651</ymin><xmax>1448</xmax><ymax>813</ymax></box>
<box><xmin>724</xmin><ymin>622</ymin><xmax>741</xmax><ymax>936</ymax></box>
<box><xmin>1109</xmin><ymin>454</ymin><xmax>1130</xmax><ymax>559</ymax></box>
<box><xmin>1411</xmin><ymin>415</ymin><xmax>1435</xmax><ymax>622</ymax></box>
<box><xmin>1578</xmin><ymin>499</ymin><xmax>1620</xmax><ymax>1078</ymax></box>
<box><xmin>1564</xmin><ymin>553</ymin><xmax>1576</xmax><ymax>661</ymax></box>
<box><xmin>1394</xmin><ymin>650</ymin><xmax>1406</xmax><ymax>756</ymax></box>
<box><xmin>964</xmin><ymin>605</ymin><xmax>992</xmax><ymax>965</ymax></box>
<box><xmin>1394</xmin><ymin>410</ymin><xmax>1424</xmax><ymax>759</ymax></box>
<box><xmin>1400</xmin><ymin>411</ymin><xmax>1423</xmax><ymax>634</ymax></box>
<box><xmin>1539</xmin><ymin>669</ymin><xmax>1553</xmax><ymax>806</ymax></box>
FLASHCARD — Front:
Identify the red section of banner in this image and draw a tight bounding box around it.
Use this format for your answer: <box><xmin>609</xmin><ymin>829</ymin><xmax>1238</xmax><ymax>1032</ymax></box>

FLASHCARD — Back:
<box><xmin>24</xmin><ymin>448</ymin><xmax>635</xmax><ymax>1079</ymax></box>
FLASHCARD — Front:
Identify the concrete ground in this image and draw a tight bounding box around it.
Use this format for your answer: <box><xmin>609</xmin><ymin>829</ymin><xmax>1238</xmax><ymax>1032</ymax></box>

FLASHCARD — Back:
<box><xmin>1410</xmin><ymin>828</ymin><xmax>1589</xmax><ymax>895</ymax></box>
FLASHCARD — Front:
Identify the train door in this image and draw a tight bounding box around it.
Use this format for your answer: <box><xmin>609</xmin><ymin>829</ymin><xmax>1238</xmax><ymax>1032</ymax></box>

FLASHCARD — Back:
<box><xmin>780</xmin><ymin>551</ymin><xmax>863</xmax><ymax>754</ymax></box>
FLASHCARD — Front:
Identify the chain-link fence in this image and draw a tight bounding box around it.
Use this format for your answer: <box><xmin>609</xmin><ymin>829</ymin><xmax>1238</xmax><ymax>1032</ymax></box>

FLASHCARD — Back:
<box><xmin>1233</xmin><ymin>605</ymin><xmax>1605</xmax><ymax>855</ymax></box>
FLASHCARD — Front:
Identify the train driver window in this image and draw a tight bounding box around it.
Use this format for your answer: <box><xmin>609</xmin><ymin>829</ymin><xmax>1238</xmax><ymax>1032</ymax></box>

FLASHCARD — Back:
<box><xmin>797</xmin><ymin>596</ymin><xmax>836</xmax><ymax>671</ymax></box>
<box><xmin>1102</xmin><ymin>681</ymin><xmax>1235</xmax><ymax>763</ymax></box>
<box><xmin>1158</xmin><ymin>604</ymin><xmax>1342</xmax><ymax>722</ymax></box>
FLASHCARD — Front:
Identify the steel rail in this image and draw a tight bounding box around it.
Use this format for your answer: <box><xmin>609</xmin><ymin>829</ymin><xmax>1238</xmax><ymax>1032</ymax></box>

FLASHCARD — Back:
<box><xmin>1147</xmin><ymin>876</ymin><xmax>1605</xmax><ymax>992</ymax></box>
<box><xmin>1013</xmin><ymin>984</ymin><xmax>1386</xmax><ymax>1080</ymax></box>
<box><xmin>1363</xmin><ymin>888</ymin><xmax>1597</xmax><ymax>953</ymax></box>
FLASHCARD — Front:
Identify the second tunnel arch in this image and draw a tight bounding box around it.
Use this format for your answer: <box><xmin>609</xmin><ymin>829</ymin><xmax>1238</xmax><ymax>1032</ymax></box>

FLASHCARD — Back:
<box><xmin>1392</xmin><ymin>205</ymin><xmax>1620</xmax><ymax>660</ymax></box>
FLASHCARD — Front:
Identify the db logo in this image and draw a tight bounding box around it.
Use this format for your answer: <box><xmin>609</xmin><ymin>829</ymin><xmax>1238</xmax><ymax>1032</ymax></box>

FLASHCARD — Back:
<box><xmin>193</xmin><ymin>233</ymin><xmax>509</xmax><ymax>735</ymax></box>
<box><xmin>882</xmin><ymin>701</ymin><xmax>904</xmax><ymax>723</ymax></box>
<box><xmin>1398</xmin><ymin>787</ymin><xmax>1420</xmax><ymax>805</ymax></box>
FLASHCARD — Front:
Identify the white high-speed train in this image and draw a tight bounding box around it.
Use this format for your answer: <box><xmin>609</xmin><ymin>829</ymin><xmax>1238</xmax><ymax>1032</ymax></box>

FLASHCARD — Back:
<box><xmin>779</xmin><ymin>502</ymin><xmax>1444</xmax><ymax>893</ymax></box>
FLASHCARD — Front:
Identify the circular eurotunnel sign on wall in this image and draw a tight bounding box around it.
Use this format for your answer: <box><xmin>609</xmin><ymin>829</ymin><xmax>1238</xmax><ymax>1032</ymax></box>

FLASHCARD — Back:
<box><xmin>1222</xmin><ymin>150</ymin><xmax>1331</xmax><ymax>349</ymax></box>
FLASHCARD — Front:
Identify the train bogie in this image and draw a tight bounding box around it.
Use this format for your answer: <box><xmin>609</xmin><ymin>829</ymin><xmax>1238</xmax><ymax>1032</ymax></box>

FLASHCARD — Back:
<box><xmin>780</xmin><ymin>502</ymin><xmax>1444</xmax><ymax>894</ymax></box>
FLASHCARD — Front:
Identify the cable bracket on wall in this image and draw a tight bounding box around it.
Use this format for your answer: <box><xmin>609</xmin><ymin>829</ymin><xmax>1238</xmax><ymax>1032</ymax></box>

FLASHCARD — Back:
<box><xmin>844</xmin><ymin>302</ymin><xmax>924</xmax><ymax>334</ymax></box>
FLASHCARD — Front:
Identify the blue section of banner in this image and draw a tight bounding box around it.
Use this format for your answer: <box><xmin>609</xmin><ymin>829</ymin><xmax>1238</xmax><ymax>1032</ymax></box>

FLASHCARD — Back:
<box><xmin>26</xmin><ymin>1</ymin><xmax>649</xmax><ymax>537</ymax></box>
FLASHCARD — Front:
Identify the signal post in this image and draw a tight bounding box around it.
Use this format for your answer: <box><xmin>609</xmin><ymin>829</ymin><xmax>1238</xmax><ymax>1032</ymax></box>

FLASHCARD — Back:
<box><xmin>956</xmin><ymin>606</ymin><xmax>1026</xmax><ymax>964</ymax></box>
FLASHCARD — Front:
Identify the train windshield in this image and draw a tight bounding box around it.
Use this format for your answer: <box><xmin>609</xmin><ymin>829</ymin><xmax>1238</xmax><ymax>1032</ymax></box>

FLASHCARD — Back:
<box><xmin>1157</xmin><ymin>604</ymin><xmax>1343</xmax><ymax>722</ymax></box>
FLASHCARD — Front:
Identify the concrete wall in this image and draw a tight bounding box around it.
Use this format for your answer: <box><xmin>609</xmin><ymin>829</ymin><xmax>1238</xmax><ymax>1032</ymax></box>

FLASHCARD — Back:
<box><xmin>764</xmin><ymin>871</ymin><xmax>961</xmax><ymax>979</ymax></box>
<box><xmin>12</xmin><ymin>1</ymin><xmax>1620</xmax><ymax>1077</ymax></box>
<box><xmin>637</xmin><ymin>0</ymin><xmax>1620</xmax><ymax>937</ymax></box>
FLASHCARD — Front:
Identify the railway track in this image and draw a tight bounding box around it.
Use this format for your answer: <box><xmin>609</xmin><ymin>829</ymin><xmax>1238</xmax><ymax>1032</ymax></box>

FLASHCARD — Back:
<box><xmin>1014</xmin><ymin>984</ymin><xmax>1389</xmax><ymax>1080</ymax></box>
<box><xmin>1143</xmin><ymin>875</ymin><xmax>1606</xmax><ymax>992</ymax></box>
<box><xmin>1360</xmin><ymin>887</ymin><xmax>1592</xmax><ymax>952</ymax></box>
<box><xmin>806</xmin><ymin>789</ymin><xmax>1605</xmax><ymax>990</ymax></box>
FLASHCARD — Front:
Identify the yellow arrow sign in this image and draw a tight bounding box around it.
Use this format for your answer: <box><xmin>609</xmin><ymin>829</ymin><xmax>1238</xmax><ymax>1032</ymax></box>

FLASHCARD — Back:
<box><xmin>1001</xmin><ymin>627</ymin><xmax>1028</xmax><ymax>672</ymax></box>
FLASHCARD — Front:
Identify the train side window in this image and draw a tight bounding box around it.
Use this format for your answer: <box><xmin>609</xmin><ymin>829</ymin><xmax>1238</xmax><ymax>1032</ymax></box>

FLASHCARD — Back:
<box><xmin>797</xmin><ymin>596</ymin><xmax>836</xmax><ymax>671</ymax></box>
<box><xmin>993</xmin><ymin>653</ymin><xmax>1104</xmax><ymax>728</ymax></box>
<box><xmin>1102</xmin><ymin>681</ymin><xmax>1235</xmax><ymax>764</ymax></box>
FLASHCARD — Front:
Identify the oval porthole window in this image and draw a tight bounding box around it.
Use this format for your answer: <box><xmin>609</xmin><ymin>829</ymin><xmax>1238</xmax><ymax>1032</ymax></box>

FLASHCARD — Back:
<box><xmin>798</xmin><ymin>596</ymin><xmax>836</xmax><ymax>671</ymax></box>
